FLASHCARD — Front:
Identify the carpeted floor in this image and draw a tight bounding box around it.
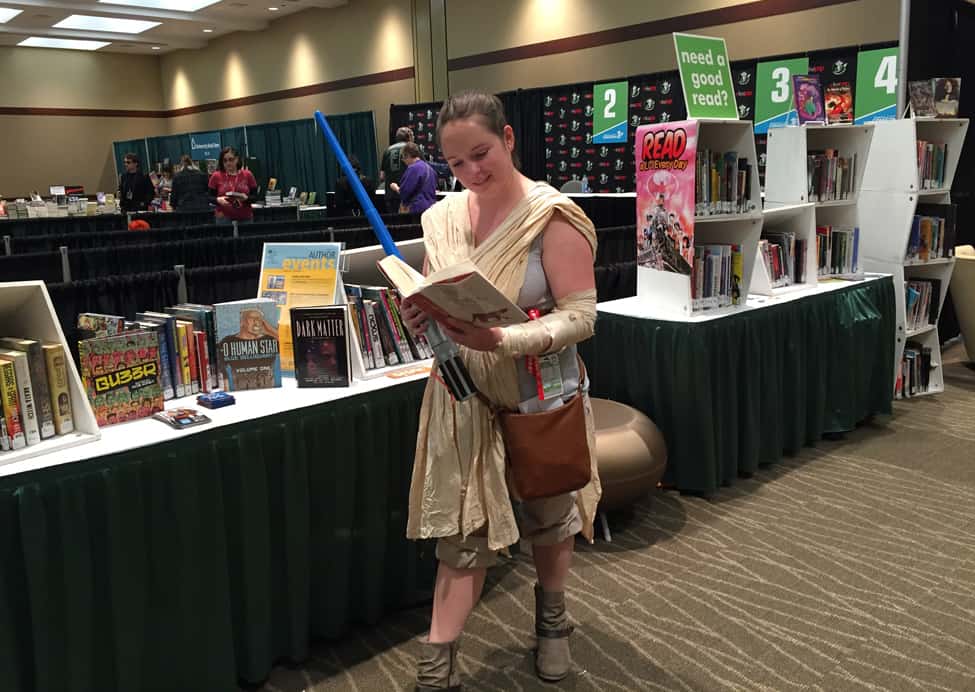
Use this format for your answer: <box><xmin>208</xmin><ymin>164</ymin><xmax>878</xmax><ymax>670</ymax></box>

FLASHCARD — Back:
<box><xmin>259</xmin><ymin>342</ymin><xmax>975</xmax><ymax>692</ymax></box>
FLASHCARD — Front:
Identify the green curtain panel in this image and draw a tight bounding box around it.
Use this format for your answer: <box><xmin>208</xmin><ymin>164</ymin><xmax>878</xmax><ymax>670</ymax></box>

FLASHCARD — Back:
<box><xmin>579</xmin><ymin>277</ymin><xmax>896</xmax><ymax>495</ymax></box>
<box><xmin>0</xmin><ymin>380</ymin><xmax>434</xmax><ymax>692</ymax></box>
<box><xmin>319</xmin><ymin>111</ymin><xmax>380</xmax><ymax>188</ymax></box>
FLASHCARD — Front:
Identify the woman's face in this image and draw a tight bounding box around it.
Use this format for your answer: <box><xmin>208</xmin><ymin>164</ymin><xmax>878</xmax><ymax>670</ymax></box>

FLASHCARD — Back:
<box><xmin>439</xmin><ymin>117</ymin><xmax>515</xmax><ymax>194</ymax></box>
<box><xmin>223</xmin><ymin>152</ymin><xmax>239</xmax><ymax>170</ymax></box>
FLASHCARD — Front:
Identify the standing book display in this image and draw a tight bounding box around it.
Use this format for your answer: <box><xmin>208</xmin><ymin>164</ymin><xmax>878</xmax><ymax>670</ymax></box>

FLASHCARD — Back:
<box><xmin>214</xmin><ymin>298</ymin><xmax>282</xmax><ymax>392</ymax></box>
<box><xmin>634</xmin><ymin>118</ymin><xmax>762</xmax><ymax>315</ymax></box>
<box><xmin>858</xmin><ymin>117</ymin><xmax>969</xmax><ymax>397</ymax></box>
<box><xmin>762</xmin><ymin>122</ymin><xmax>874</xmax><ymax>288</ymax></box>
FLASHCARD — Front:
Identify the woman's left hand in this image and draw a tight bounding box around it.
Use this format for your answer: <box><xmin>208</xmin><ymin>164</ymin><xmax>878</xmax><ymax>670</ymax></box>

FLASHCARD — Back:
<box><xmin>438</xmin><ymin>316</ymin><xmax>502</xmax><ymax>352</ymax></box>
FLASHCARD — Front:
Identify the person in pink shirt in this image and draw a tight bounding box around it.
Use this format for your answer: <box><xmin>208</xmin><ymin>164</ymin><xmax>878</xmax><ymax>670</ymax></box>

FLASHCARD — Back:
<box><xmin>208</xmin><ymin>146</ymin><xmax>258</xmax><ymax>223</ymax></box>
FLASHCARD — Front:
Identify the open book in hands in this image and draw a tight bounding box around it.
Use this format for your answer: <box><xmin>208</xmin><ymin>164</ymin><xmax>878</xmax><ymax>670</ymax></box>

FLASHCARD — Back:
<box><xmin>377</xmin><ymin>254</ymin><xmax>529</xmax><ymax>327</ymax></box>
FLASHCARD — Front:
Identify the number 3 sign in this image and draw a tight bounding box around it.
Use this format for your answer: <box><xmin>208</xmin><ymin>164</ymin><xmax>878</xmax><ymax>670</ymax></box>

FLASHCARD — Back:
<box><xmin>754</xmin><ymin>57</ymin><xmax>810</xmax><ymax>134</ymax></box>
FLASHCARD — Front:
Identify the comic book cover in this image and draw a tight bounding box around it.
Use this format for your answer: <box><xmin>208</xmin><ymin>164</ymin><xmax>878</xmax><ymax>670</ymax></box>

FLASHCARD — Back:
<box><xmin>793</xmin><ymin>75</ymin><xmax>825</xmax><ymax>124</ymax></box>
<box><xmin>78</xmin><ymin>331</ymin><xmax>164</xmax><ymax>427</ymax></box>
<box><xmin>257</xmin><ymin>242</ymin><xmax>343</xmax><ymax>376</ymax></box>
<box><xmin>214</xmin><ymin>298</ymin><xmax>281</xmax><ymax>391</ymax></box>
<box><xmin>908</xmin><ymin>80</ymin><xmax>936</xmax><ymax>117</ymax></box>
<box><xmin>290</xmin><ymin>305</ymin><xmax>350</xmax><ymax>387</ymax></box>
<box><xmin>635</xmin><ymin>121</ymin><xmax>697</xmax><ymax>274</ymax></box>
<box><xmin>933</xmin><ymin>78</ymin><xmax>961</xmax><ymax>117</ymax></box>
<box><xmin>824</xmin><ymin>85</ymin><xmax>853</xmax><ymax>124</ymax></box>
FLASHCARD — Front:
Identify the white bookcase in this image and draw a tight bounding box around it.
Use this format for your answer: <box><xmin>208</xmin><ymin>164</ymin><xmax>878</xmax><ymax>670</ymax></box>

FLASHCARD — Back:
<box><xmin>0</xmin><ymin>281</ymin><xmax>100</xmax><ymax>466</ymax></box>
<box><xmin>763</xmin><ymin>122</ymin><xmax>874</xmax><ymax>285</ymax></box>
<box><xmin>858</xmin><ymin>117</ymin><xmax>969</xmax><ymax>397</ymax></box>
<box><xmin>636</xmin><ymin>118</ymin><xmax>763</xmax><ymax>317</ymax></box>
<box><xmin>752</xmin><ymin>203</ymin><xmax>818</xmax><ymax>296</ymax></box>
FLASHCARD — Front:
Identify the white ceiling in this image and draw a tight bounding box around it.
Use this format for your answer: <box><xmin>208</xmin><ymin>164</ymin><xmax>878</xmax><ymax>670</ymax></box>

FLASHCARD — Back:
<box><xmin>0</xmin><ymin>0</ymin><xmax>347</xmax><ymax>53</ymax></box>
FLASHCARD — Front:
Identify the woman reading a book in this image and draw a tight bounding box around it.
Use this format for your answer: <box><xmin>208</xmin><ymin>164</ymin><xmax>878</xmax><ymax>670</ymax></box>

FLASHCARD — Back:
<box><xmin>400</xmin><ymin>91</ymin><xmax>599</xmax><ymax>690</ymax></box>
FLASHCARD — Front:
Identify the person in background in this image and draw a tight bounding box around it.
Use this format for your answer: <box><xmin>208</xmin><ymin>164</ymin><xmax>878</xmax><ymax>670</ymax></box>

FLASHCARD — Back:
<box><xmin>118</xmin><ymin>152</ymin><xmax>154</xmax><ymax>213</ymax></box>
<box><xmin>151</xmin><ymin>163</ymin><xmax>174</xmax><ymax>210</ymax></box>
<box><xmin>379</xmin><ymin>126</ymin><xmax>413</xmax><ymax>213</ymax></box>
<box><xmin>171</xmin><ymin>155</ymin><xmax>211</xmax><ymax>213</ymax></box>
<box><xmin>394</xmin><ymin>142</ymin><xmax>438</xmax><ymax>215</ymax></box>
<box><xmin>209</xmin><ymin>146</ymin><xmax>258</xmax><ymax>224</ymax></box>
<box><xmin>333</xmin><ymin>154</ymin><xmax>376</xmax><ymax>217</ymax></box>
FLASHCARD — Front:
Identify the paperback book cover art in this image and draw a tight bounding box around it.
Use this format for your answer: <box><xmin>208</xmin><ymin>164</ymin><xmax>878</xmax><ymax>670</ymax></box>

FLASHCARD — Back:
<box><xmin>76</xmin><ymin>313</ymin><xmax>126</xmax><ymax>340</ymax></box>
<box><xmin>258</xmin><ymin>242</ymin><xmax>343</xmax><ymax>377</ymax></box>
<box><xmin>635</xmin><ymin>121</ymin><xmax>697</xmax><ymax>274</ymax></box>
<box><xmin>824</xmin><ymin>84</ymin><xmax>853</xmax><ymax>124</ymax></box>
<box><xmin>793</xmin><ymin>75</ymin><xmax>825</xmax><ymax>124</ymax></box>
<box><xmin>933</xmin><ymin>78</ymin><xmax>961</xmax><ymax>117</ymax></box>
<box><xmin>908</xmin><ymin>80</ymin><xmax>937</xmax><ymax>117</ymax></box>
<box><xmin>290</xmin><ymin>305</ymin><xmax>350</xmax><ymax>387</ymax></box>
<box><xmin>214</xmin><ymin>298</ymin><xmax>281</xmax><ymax>391</ymax></box>
<box><xmin>153</xmin><ymin>407</ymin><xmax>212</xmax><ymax>430</ymax></box>
<box><xmin>78</xmin><ymin>331</ymin><xmax>164</xmax><ymax>427</ymax></box>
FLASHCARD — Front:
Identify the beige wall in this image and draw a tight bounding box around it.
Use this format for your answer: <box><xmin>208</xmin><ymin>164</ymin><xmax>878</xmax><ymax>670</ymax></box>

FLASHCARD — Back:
<box><xmin>160</xmin><ymin>0</ymin><xmax>415</xmax><ymax>149</ymax></box>
<box><xmin>446</xmin><ymin>0</ymin><xmax>901</xmax><ymax>94</ymax></box>
<box><xmin>0</xmin><ymin>47</ymin><xmax>166</xmax><ymax>197</ymax></box>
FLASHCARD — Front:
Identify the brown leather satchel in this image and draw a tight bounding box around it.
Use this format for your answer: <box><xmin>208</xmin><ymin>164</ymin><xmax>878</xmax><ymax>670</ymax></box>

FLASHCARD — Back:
<box><xmin>481</xmin><ymin>356</ymin><xmax>591</xmax><ymax>501</ymax></box>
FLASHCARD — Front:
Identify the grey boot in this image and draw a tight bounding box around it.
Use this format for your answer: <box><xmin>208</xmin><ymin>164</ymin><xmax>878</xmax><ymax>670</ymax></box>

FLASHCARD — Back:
<box><xmin>415</xmin><ymin>636</ymin><xmax>462</xmax><ymax>691</ymax></box>
<box><xmin>534</xmin><ymin>583</ymin><xmax>573</xmax><ymax>682</ymax></box>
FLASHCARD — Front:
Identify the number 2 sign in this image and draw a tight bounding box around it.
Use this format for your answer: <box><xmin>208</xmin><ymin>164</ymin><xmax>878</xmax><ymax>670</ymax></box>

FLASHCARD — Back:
<box><xmin>593</xmin><ymin>81</ymin><xmax>629</xmax><ymax>144</ymax></box>
<box><xmin>854</xmin><ymin>46</ymin><xmax>899</xmax><ymax>123</ymax></box>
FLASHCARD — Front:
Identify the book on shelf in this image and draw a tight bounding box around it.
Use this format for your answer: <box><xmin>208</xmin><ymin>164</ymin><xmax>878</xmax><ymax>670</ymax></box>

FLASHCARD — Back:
<box><xmin>290</xmin><ymin>305</ymin><xmax>351</xmax><ymax>388</ymax></box>
<box><xmin>908</xmin><ymin>81</ymin><xmax>937</xmax><ymax>117</ymax></box>
<box><xmin>694</xmin><ymin>148</ymin><xmax>752</xmax><ymax>216</ymax></box>
<box><xmin>344</xmin><ymin>283</ymin><xmax>433</xmax><ymax>374</ymax></box>
<box><xmin>759</xmin><ymin>232</ymin><xmax>808</xmax><ymax>287</ymax></box>
<box><xmin>897</xmin><ymin>341</ymin><xmax>933</xmax><ymax>398</ymax></box>
<box><xmin>213</xmin><ymin>298</ymin><xmax>282</xmax><ymax>392</ymax></box>
<box><xmin>78</xmin><ymin>331</ymin><xmax>164</xmax><ymax>427</ymax></box>
<box><xmin>904</xmin><ymin>278</ymin><xmax>941</xmax><ymax>331</ymax></box>
<box><xmin>806</xmin><ymin>149</ymin><xmax>856</xmax><ymax>202</ymax></box>
<box><xmin>815</xmin><ymin>225</ymin><xmax>860</xmax><ymax>277</ymax></box>
<box><xmin>0</xmin><ymin>358</ymin><xmax>26</xmax><ymax>450</ymax></box>
<box><xmin>691</xmin><ymin>244</ymin><xmax>744</xmax><ymax>309</ymax></box>
<box><xmin>377</xmin><ymin>254</ymin><xmax>528</xmax><ymax>328</ymax></box>
<box><xmin>916</xmin><ymin>140</ymin><xmax>948</xmax><ymax>189</ymax></box>
<box><xmin>0</xmin><ymin>338</ymin><xmax>56</xmax><ymax>439</ymax></box>
<box><xmin>77</xmin><ymin>312</ymin><xmax>126</xmax><ymax>341</ymax></box>
<box><xmin>912</xmin><ymin>203</ymin><xmax>958</xmax><ymax>260</ymax></box>
<box><xmin>0</xmin><ymin>350</ymin><xmax>41</xmax><ymax>446</ymax></box>
<box><xmin>793</xmin><ymin>75</ymin><xmax>825</xmax><ymax>125</ymax></box>
<box><xmin>824</xmin><ymin>84</ymin><xmax>853</xmax><ymax>124</ymax></box>
<box><xmin>933</xmin><ymin>78</ymin><xmax>961</xmax><ymax>118</ymax></box>
<box><xmin>42</xmin><ymin>343</ymin><xmax>73</xmax><ymax>435</ymax></box>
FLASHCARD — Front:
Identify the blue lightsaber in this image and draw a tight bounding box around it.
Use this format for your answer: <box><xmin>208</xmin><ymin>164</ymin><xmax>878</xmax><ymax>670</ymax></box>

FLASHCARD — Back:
<box><xmin>313</xmin><ymin>109</ymin><xmax>477</xmax><ymax>401</ymax></box>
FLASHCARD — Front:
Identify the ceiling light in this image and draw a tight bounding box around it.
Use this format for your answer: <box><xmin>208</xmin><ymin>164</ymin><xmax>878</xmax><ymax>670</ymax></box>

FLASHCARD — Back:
<box><xmin>54</xmin><ymin>14</ymin><xmax>161</xmax><ymax>34</ymax></box>
<box><xmin>0</xmin><ymin>7</ymin><xmax>24</xmax><ymax>23</ymax></box>
<box><xmin>18</xmin><ymin>36</ymin><xmax>111</xmax><ymax>50</ymax></box>
<box><xmin>151</xmin><ymin>45</ymin><xmax>161</xmax><ymax>50</ymax></box>
<box><xmin>268</xmin><ymin>6</ymin><xmax>279</xmax><ymax>10</ymax></box>
<box><xmin>202</xmin><ymin>28</ymin><xmax>213</xmax><ymax>32</ymax></box>
<box><xmin>98</xmin><ymin>0</ymin><xmax>221</xmax><ymax>10</ymax></box>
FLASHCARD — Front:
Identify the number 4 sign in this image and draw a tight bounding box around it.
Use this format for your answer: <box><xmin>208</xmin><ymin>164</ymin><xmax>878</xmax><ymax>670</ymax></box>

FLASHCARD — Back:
<box><xmin>593</xmin><ymin>81</ymin><xmax>628</xmax><ymax>144</ymax></box>
<box><xmin>854</xmin><ymin>46</ymin><xmax>899</xmax><ymax>123</ymax></box>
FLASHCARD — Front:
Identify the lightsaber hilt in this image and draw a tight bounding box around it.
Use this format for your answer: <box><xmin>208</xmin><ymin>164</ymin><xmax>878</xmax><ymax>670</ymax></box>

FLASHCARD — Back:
<box><xmin>313</xmin><ymin>110</ymin><xmax>478</xmax><ymax>401</ymax></box>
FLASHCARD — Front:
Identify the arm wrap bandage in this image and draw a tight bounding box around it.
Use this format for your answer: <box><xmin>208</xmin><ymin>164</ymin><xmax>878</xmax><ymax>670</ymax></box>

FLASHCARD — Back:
<box><xmin>496</xmin><ymin>288</ymin><xmax>596</xmax><ymax>358</ymax></box>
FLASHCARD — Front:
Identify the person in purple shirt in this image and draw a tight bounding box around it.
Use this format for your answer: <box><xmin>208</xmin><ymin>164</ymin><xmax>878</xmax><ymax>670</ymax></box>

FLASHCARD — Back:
<box><xmin>393</xmin><ymin>142</ymin><xmax>438</xmax><ymax>214</ymax></box>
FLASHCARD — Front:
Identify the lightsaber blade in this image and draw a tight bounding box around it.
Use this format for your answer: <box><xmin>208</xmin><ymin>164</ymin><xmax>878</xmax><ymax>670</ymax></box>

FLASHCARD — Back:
<box><xmin>313</xmin><ymin>110</ymin><xmax>478</xmax><ymax>401</ymax></box>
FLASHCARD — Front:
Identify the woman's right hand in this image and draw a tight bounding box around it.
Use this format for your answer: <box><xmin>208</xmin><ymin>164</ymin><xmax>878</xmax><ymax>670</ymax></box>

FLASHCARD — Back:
<box><xmin>217</xmin><ymin>195</ymin><xmax>230</xmax><ymax>207</ymax></box>
<box><xmin>399</xmin><ymin>298</ymin><xmax>429</xmax><ymax>336</ymax></box>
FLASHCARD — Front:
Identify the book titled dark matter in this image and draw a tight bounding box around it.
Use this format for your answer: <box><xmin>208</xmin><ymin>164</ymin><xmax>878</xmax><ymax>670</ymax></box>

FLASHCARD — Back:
<box><xmin>290</xmin><ymin>305</ymin><xmax>350</xmax><ymax>388</ymax></box>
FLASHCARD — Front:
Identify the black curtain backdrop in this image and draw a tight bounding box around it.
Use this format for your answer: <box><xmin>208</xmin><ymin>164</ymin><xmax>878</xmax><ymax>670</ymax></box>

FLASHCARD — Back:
<box><xmin>499</xmin><ymin>88</ymin><xmax>545</xmax><ymax>183</ymax></box>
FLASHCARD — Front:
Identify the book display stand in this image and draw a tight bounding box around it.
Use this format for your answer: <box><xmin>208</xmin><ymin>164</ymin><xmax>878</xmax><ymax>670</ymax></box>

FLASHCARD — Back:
<box><xmin>636</xmin><ymin>119</ymin><xmax>763</xmax><ymax>317</ymax></box>
<box><xmin>751</xmin><ymin>202</ymin><xmax>818</xmax><ymax>296</ymax></box>
<box><xmin>0</xmin><ymin>281</ymin><xmax>100</xmax><ymax>466</ymax></box>
<box><xmin>763</xmin><ymin>122</ymin><xmax>874</xmax><ymax>284</ymax></box>
<box><xmin>858</xmin><ymin>117</ymin><xmax>969</xmax><ymax>396</ymax></box>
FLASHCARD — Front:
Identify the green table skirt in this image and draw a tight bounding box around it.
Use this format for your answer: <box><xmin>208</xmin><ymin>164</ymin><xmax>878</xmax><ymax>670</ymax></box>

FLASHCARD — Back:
<box><xmin>579</xmin><ymin>277</ymin><xmax>895</xmax><ymax>495</ymax></box>
<box><xmin>0</xmin><ymin>380</ymin><xmax>434</xmax><ymax>692</ymax></box>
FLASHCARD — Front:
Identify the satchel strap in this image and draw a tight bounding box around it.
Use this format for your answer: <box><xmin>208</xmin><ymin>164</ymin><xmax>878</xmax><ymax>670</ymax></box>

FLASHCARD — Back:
<box><xmin>474</xmin><ymin>353</ymin><xmax>586</xmax><ymax>411</ymax></box>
